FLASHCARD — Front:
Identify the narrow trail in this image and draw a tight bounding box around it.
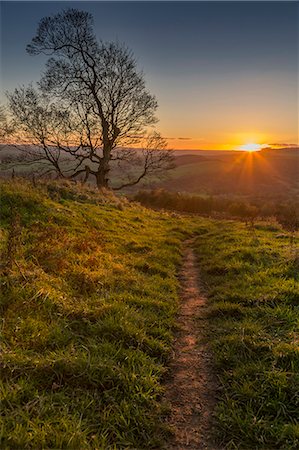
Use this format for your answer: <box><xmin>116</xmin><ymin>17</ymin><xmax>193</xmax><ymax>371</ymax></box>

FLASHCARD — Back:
<box><xmin>164</xmin><ymin>239</ymin><xmax>219</xmax><ymax>450</ymax></box>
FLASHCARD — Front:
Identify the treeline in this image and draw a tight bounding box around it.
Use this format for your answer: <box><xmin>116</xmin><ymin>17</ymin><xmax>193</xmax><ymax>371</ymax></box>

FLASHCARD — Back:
<box><xmin>135</xmin><ymin>189</ymin><xmax>299</xmax><ymax>232</ymax></box>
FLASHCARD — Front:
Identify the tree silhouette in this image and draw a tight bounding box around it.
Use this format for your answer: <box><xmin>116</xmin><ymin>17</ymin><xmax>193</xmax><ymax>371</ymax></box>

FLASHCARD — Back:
<box><xmin>7</xmin><ymin>8</ymin><xmax>173</xmax><ymax>188</ymax></box>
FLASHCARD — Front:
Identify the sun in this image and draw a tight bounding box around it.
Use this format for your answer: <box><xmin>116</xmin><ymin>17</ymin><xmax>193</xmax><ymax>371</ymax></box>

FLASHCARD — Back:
<box><xmin>239</xmin><ymin>142</ymin><xmax>262</xmax><ymax>152</ymax></box>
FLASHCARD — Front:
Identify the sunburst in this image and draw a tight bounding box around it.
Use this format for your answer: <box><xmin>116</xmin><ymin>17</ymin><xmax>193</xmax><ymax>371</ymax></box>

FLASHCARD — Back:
<box><xmin>239</xmin><ymin>143</ymin><xmax>262</xmax><ymax>152</ymax></box>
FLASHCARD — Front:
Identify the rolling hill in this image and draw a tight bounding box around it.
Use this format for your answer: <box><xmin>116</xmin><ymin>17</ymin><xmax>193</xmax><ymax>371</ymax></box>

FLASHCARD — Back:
<box><xmin>155</xmin><ymin>147</ymin><xmax>299</xmax><ymax>199</ymax></box>
<box><xmin>1</xmin><ymin>147</ymin><xmax>298</xmax><ymax>200</ymax></box>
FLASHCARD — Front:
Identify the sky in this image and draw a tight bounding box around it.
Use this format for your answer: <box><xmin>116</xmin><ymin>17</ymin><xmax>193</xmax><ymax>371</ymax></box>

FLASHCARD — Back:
<box><xmin>1</xmin><ymin>1</ymin><xmax>298</xmax><ymax>150</ymax></box>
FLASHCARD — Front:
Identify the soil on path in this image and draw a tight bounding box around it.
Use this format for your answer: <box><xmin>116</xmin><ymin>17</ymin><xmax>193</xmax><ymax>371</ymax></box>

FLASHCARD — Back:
<box><xmin>164</xmin><ymin>239</ymin><xmax>219</xmax><ymax>449</ymax></box>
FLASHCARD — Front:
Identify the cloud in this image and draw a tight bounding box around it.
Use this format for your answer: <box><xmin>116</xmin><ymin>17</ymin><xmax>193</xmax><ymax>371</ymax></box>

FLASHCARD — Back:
<box><xmin>165</xmin><ymin>136</ymin><xmax>192</xmax><ymax>141</ymax></box>
<box><xmin>268</xmin><ymin>143</ymin><xmax>298</xmax><ymax>148</ymax></box>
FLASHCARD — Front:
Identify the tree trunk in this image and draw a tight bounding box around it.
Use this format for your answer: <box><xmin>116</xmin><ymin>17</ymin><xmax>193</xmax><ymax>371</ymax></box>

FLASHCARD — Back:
<box><xmin>91</xmin><ymin>116</ymin><xmax>113</xmax><ymax>188</ymax></box>
<box><xmin>96</xmin><ymin>170</ymin><xmax>108</xmax><ymax>188</ymax></box>
<box><xmin>96</xmin><ymin>158</ymin><xmax>110</xmax><ymax>189</ymax></box>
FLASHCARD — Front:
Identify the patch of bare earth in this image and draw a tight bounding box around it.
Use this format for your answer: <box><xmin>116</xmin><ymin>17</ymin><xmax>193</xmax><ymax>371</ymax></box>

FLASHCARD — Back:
<box><xmin>164</xmin><ymin>239</ymin><xmax>220</xmax><ymax>449</ymax></box>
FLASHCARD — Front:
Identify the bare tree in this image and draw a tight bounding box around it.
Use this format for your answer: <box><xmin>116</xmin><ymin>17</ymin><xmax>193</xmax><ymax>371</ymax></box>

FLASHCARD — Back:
<box><xmin>0</xmin><ymin>105</ymin><xmax>14</xmax><ymax>140</ymax></box>
<box><xmin>5</xmin><ymin>8</ymin><xmax>173</xmax><ymax>188</ymax></box>
<box><xmin>112</xmin><ymin>132</ymin><xmax>174</xmax><ymax>190</ymax></box>
<box><xmin>7</xmin><ymin>85</ymin><xmax>100</xmax><ymax>179</ymax></box>
<box><xmin>0</xmin><ymin>106</ymin><xmax>6</xmax><ymax>139</ymax></box>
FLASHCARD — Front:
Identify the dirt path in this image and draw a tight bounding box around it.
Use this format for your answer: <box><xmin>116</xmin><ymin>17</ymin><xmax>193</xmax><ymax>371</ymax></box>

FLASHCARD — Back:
<box><xmin>164</xmin><ymin>239</ymin><xmax>219</xmax><ymax>449</ymax></box>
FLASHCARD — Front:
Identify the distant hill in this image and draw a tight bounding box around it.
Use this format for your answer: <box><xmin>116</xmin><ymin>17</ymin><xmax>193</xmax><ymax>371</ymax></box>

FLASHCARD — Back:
<box><xmin>154</xmin><ymin>147</ymin><xmax>299</xmax><ymax>198</ymax></box>
<box><xmin>174</xmin><ymin>154</ymin><xmax>210</xmax><ymax>166</ymax></box>
<box><xmin>1</xmin><ymin>145</ymin><xmax>298</xmax><ymax>199</ymax></box>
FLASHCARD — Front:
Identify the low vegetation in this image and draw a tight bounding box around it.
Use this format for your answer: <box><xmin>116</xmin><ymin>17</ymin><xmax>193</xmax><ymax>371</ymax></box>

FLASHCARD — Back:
<box><xmin>1</xmin><ymin>178</ymin><xmax>298</xmax><ymax>449</ymax></box>
<box><xmin>194</xmin><ymin>221</ymin><xmax>299</xmax><ymax>449</ymax></box>
<box><xmin>0</xmin><ymin>179</ymin><xmax>196</xmax><ymax>449</ymax></box>
<box><xmin>135</xmin><ymin>188</ymin><xmax>298</xmax><ymax>234</ymax></box>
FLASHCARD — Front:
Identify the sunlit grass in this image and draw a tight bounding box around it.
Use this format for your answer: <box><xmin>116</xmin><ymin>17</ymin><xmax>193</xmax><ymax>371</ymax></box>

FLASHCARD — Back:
<box><xmin>1</xmin><ymin>179</ymin><xmax>298</xmax><ymax>448</ymax></box>
<box><xmin>0</xmin><ymin>179</ymin><xmax>198</xmax><ymax>449</ymax></box>
<box><xmin>194</xmin><ymin>221</ymin><xmax>299</xmax><ymax>449</ymax></box>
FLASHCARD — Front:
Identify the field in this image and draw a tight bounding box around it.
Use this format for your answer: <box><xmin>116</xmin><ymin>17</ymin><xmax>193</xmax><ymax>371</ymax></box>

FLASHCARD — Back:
<box><xmin>2</xmin><ymin>147</ymin><xmax>298</xmax><ymax>201</ymax></box>
<box><xmin>0</xmin><ymin>179</ymin><xmax>298</xmax><ymax>449</ymax></box>
<box><xmin>156</xmin><ymin>148</ymin><xmax>299</xmax><ymax>199</ymax></box>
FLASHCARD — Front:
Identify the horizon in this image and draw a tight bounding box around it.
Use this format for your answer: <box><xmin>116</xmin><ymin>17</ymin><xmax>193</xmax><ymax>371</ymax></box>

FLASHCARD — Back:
<box><xmin>1</xmin><ymin>142</ymin><xmax>298</xmax><ymax>154</ymax></box>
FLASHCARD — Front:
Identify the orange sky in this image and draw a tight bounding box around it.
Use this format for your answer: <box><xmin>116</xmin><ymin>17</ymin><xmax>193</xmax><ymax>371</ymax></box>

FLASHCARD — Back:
<box><xmin>150</xmin><ymin>73</ymin><xmax>298</xmax><ymax>151</ymax></box>
<box><xmin>1</xmin><ymin>2</ymin><xmax>298</xmax><ymax>152</ymax></box>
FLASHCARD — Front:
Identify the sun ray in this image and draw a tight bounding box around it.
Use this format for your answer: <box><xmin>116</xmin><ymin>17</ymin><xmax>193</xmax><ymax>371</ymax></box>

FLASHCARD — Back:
<box><xmin>222</xmin><ymin>147</ymin><xmax>287</xmax><ymax>194</ymax></box>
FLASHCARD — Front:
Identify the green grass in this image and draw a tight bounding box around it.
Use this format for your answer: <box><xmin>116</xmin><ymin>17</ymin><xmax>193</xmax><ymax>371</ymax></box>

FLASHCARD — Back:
<box><xmin>1</xmin><ymin>178</ymin><xmax>298</xmax><ymax>449</ymax></box>
<box><xmin>0</xmin><ymin>179</ymin><xmax>197</xmax><ymax>449</ymax></box>
<box><xmin>194</xmin><ymin>221</ymin><xmax>299</xmax><ymax>449</ymax></box>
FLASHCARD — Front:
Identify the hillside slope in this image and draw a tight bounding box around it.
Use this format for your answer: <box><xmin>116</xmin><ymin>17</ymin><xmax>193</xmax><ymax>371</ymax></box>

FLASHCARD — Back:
<box><xmin>0</xmin><ymin>180</ymin><xmax>197</xmax><ymax>449</ymax></box>
<box><xmin>1</xmin><ymin>179</ymin><xmax>298</xmax><ymax>449</ymax></box>
<box><xmin>158</xmin><ymin>148</ymin><xmax>299</xmax><ymax>197</ymax></box>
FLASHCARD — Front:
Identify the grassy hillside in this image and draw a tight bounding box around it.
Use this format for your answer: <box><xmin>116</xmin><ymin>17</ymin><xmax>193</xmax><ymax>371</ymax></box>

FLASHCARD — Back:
<box><xmin>158</xmin><ymin>148</ymin><xmax>299</xmax><ymax>198</ymax></box>
<box><xmin>194</xmin><ymin>221</ymin><xmax>299</xmax><ymax>449</ymax></box>
<box><xmin>1</xmin><ymin>179</ymin><xmax>298</xmax><ymax>449</ymax></box>
<box><xmin>0</xmin><ymin>179</ymin><xmax>197</xmax><ymax>449</ymax></box>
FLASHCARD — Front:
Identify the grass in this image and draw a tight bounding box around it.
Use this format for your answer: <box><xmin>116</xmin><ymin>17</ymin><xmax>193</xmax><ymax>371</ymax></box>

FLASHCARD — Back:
<box><xmin>1</xmin><ymin>178</ymin><xmax>298</xmax><ymax>449</ymax></box>
<box><xmin>0</xmin><ymin>179</ymin><xmax>197</xmax><ymax>449</ymax></box>
<box><xmin>194</xmin><ymin>221</ymin><xmax>299</xmax><ymax>449</ymax></box>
